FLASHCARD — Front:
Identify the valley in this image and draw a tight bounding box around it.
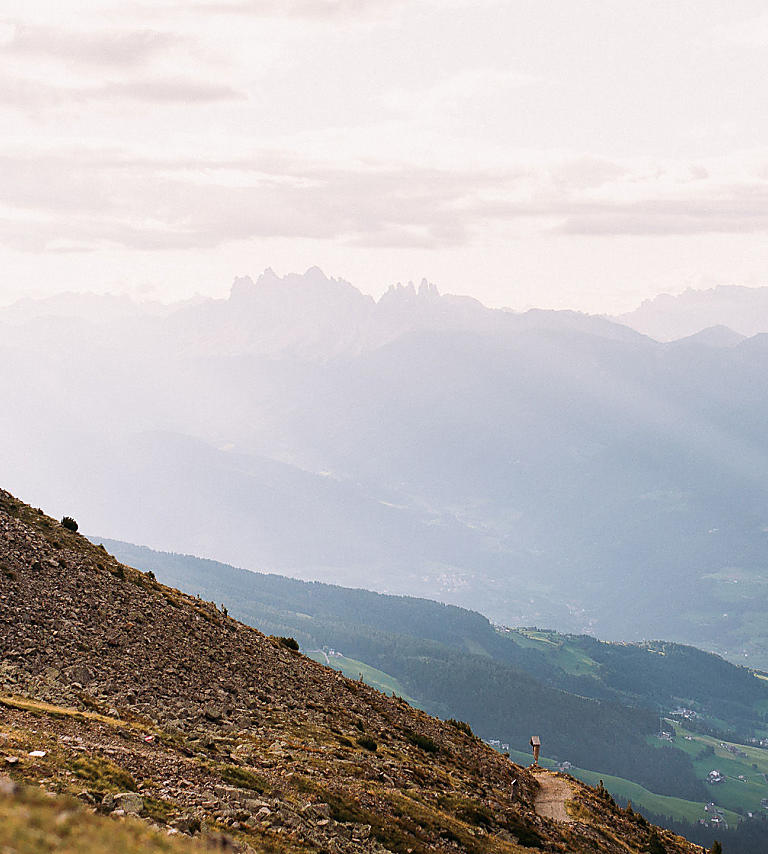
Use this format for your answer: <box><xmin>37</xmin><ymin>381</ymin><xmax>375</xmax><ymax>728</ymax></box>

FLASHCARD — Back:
<box><xmin>94</xmin><ymin>535</ymin><xmax>768</xmax><ymax>851</ymax></box>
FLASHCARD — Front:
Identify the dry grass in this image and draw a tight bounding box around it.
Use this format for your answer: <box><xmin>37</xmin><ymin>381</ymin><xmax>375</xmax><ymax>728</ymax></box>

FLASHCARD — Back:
<box><xmin>0</xmin><ymin>785</ymin><xmax>203</xmax><ymax>854</ymax></box>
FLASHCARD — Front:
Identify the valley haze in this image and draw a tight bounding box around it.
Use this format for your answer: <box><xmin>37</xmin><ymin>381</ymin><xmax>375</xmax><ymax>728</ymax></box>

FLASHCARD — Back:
<box><xmin>5</xmin><ymin>269</ymin><xmax>768</xmax><ymax>671</ymax></box>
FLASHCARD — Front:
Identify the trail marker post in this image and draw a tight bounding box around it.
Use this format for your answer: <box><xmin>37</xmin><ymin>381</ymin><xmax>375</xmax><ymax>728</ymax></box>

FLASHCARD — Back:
<box><xmin>529</xmin><ymin>735</ymin><xmax>541</xmax><ymax>766</ymax></box>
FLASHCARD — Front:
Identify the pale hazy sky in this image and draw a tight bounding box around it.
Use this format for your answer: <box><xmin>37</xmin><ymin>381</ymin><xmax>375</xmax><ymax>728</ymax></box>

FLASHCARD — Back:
<box><xmin>2</xmin><ymin>0</ymin><xmax>768</xmax><ymax>312</ymax></box>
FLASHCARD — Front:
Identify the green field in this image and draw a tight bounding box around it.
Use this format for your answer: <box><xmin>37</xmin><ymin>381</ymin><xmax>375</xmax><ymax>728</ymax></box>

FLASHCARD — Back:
<box><xmin>306</xmin><ymin>650</ymin><xmax>422</xmax><ymax>708</ymax></box>
<box><xmin>665</xmin><ymin>721</ymin><xmax>768</xmax><ymax>814</ymax></box>
<box><xmin>503</xmin><ymin>628</ymin><xmax>601</xmax><ymax>677</ymax></box>
<box><xmin>505</xmin><ymin>748</ymin><xmax>742</xmax><ymax>826</ymax></box>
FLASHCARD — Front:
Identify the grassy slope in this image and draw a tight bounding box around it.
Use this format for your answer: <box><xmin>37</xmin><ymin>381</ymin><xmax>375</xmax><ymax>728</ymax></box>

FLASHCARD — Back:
<box><xmin>0</xmin><ymin>786</ymin><xmax>203</xmax><ymax>854</ymax></box>
<box><xmin>501</xmin><ymin>628</ymin><xmax>600</xmax><ymax>676</ymax></box>
<box><xmin>305</xmin><ymin>651</ymin><xmax>422</xmax><ymax>707</ymax></box>
<box><xmin>669</xmin><ymin>721</ymin><xmax>768</xmax><ymax>814</ymax></box>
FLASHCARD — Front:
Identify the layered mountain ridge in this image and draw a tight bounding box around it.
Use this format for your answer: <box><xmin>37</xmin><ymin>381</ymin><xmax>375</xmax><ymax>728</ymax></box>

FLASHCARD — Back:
<box><xmin>4</xmin><ymin>269</ymin><xmax>768</xmax><ymax>667</ymax></box>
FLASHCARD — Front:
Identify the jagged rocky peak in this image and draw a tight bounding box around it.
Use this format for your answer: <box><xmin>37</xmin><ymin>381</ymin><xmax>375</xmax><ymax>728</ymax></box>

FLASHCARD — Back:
<box><xmin>380</xmin><ymin>278</ymin><xmax>441</xmax><ymax>305</ymax></box>
<box><xmin>229</xmin><ymin>273</ymin><xmax>258</xmax><ymax>300</ymax></box>
<box><xmin>229</xmin><ymin>266</ymin><xmax>370</xmax><ymax>307</ymax></box>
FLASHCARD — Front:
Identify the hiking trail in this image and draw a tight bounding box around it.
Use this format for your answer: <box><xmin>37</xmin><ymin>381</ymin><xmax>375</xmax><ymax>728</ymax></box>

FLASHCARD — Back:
<box><xmin>532</xmin><ymin>770</ymin><xmax>574</xmax><ymax>823</ymax></box>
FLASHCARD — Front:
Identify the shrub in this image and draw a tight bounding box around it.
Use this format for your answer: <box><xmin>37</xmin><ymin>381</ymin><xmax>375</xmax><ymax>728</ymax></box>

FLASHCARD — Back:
<box><xmin>276</xmin><ymin>636</ymin><xmax>299</xmax><ymax>651</ymax></box>
<box><xmin>61</xmin><ymin>516</ymin><xmax>79</xmax><ymax>532</ymax></box>
<box><xmin>447</xmin><ymin>718</ymin><xmax>474</xmax><ymax>737</ymax></box>
<box><xmin>145</xmin><ymin>570</ymin><xmax>155</xmax><ymax>581</ymax></box>
<box><xmin>454</xmin><ymin>799</ymin><xmax>493</xmax><ymax>827</ymax></box>
<box><xmin>646</xmin><ymin>829</ymin><xmax>666</xmax><ymax>854</ymax></box>
<box><xmin>406</xmin><ymin>731</ymin><xmax>439</xmax><ymax>753</ymax></box>
<box><xmin>356</xmin><ymin>735</ymin><xmax>377</xmax><ymax>752</ymax></box>
<box><xmin>218</xmin><ymin>764</ymin><xmax>268</xmax><ymax>792</ymax></box>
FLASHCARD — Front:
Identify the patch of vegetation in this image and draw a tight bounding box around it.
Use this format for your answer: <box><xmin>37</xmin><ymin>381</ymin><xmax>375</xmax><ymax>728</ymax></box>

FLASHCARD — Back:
<box><xmin>0</xmin><ymin>785</ymin><xmax>203</xmax><ymax>854</ymax></box>
<box><xmin>142</xmin><ymin>795</ymin><xmax>176</xmax><ymax>824</ymax></box>
<box><xmin>446</xmin><ymin>718</ymin><xmax>474</xmax><ymax>737</ymax></box>
<box><xmin>356</xmin><ymin>735</ymin><xmax>377</xmax><ymax>752</ymax></box>
<box><xmin>275</xmin><ymin>636</ymin><xmax>300</xmax><ymax>651</ymax></box>
<box><xmin>454</xmin><ymin>799</ymin><xmax>492</xmax><ymax>827</ymax></box>
<box><xmin>646</xmin><ymin>828</ymin><xmax>667</xmax><ymax>854</ymax></box>
<box><xmin>217</xmin><ymin>764</ymin><xmax>268</xmax><ymax>793</ymax></box>
<box><xmin>300</xmin><ymin>783</ymin><xmax>428</xmax><ymax>854</ymax></box>
<box><xmin>68</xmin><ymin>755</ymin><xmax>138</xmax><ymax>792</ymax></box>
<box><xmin>500</xmin><ymin>811</ymin><xmax>544</xmax><ymax>849</ymax></box>
<box><xmin>405</xmin><ymin>731</ymin><xmax>439</xmax><ymax>753</ymax></box>
<box><xmin>61</xmin><ymin>516</ymin><xmax>79</xmax><ymax>532</ymax></box>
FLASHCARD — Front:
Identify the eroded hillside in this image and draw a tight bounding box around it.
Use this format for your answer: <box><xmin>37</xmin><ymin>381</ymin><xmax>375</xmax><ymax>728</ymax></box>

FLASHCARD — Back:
<box><xmin>0</xmin><ymin>489</ymin><xmax>701</xmax><ymax>853</ymax></box>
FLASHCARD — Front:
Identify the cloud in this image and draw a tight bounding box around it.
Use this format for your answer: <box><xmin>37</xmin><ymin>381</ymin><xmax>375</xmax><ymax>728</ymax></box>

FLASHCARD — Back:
<box><xmin>556</xmin><ymin>190</ymin><xmax>768</xmax><ymax>235</ymax></box>
<box><xmin>381</xmin><ymin>68</ymin><xmax>539</xmax><ymax>118</ymax></box>
<box><xmin>0</xmin><ymin>72</ymin><xmax>243</xmax><ymax>107</ymax></box>
<box><xmin>2</xmin><ymin>22</ymin><xmax>179</xmax><ymax>66</ymax></box>
<box><xmin>0</xmin><ymin>145</ymin><xmax>767</xmax><ymax>254</ymax></box>
<box><xmin>191</xmin><ymin>0</ymin><xmax>404</xmax><ymax>19</ymax></box>
<box><xmin>99</xmin><ymin>79</ymin><xmax>244</xmax><ymax>103</ymax></box>
<box><xmin>0</xmin><ymin>147</ymin><xmax>504</xmax><ymax>251</ymax></box>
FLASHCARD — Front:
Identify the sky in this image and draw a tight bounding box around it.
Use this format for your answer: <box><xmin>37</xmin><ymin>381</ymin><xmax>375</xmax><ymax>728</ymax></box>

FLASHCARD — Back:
<box><xmin>1</xmin><ymin>0</ymin><xmax>768</xmax><ymax>313</ymax></box>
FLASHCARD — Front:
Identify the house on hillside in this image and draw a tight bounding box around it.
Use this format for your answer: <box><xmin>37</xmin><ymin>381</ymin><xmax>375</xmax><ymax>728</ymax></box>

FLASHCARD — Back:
<box><xmin>707</xmin><ymin>770</ymin><xmax>724</xmax><ymax>784</ymax></box>
<box><xmin>671</xmin><ymin>707</ymin><xmax>697</xmax><ymax>720</ymax></box>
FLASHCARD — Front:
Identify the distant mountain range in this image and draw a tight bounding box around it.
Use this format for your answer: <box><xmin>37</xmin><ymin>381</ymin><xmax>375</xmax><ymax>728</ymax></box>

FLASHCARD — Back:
<box><xmin>614</xmin><ymin>284</ymin><xmax>768</xmax><ymax>341</ymax></box>
<box><xmin>4</xmin><ymin>270</ymin><xmax>768</xmax><ymax>668</ymax></box>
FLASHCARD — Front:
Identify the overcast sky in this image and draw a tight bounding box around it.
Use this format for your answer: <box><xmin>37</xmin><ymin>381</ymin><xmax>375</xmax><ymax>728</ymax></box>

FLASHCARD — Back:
<box><xmin>1</xmin><ymin>0</ymin><xmax>768</xmax><ymax>312</ymax></box>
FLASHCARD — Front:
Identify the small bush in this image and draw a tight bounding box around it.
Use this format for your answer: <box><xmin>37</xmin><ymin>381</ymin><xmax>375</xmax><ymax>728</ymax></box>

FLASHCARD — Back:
<box><xmin>406</xmin><ymin>731</ymin><xmax>439</xmax><ymax>753</ymax></box>
<box><xmin>457</xmin><ymin>801</ymin><xmax>493</xmax><ymax>827</ymax></box>
<box><xmin>646</xmin><ymin>829</ymin><xmax>666</xmax><ymax>854</ymax></box>
<box><xmin>68</xmin><ymin>755</ymin><xmax>137</xmax><ymax>791</ymax></box>
<box><xmin>61</xmin><ymin>516</ymin><xmax>79</xmax><ymax>532</ymax></box>
<box><xmin>276</xmin><ymin>636</ymin><xmax>299</xmax><ymax>651</ymax></box>
<box><xmin>218</xmin><ymin>764</ymin><xmax>268</xmax><ymax>792</ymax></box>
<box><xmin>447</xmin><ymin>719</ymin><xmax>474</xmax><ymax>737</ymax></box>
<box><xmin>356</xmin><ymin>735</ymin><xmax>377</xmax><ymax>752</ymax></box>
<box><xmin>145</xmin><ymin>570</ymin><xmax>155</xmax><ymax>581</ymax></box>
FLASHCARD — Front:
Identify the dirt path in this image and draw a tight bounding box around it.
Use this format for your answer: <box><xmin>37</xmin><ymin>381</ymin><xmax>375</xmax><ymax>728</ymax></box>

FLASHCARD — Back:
<box><xmin>532</xmin><ymin>770</ymin><xmax>574</xmax><ymax>823</ymax></box>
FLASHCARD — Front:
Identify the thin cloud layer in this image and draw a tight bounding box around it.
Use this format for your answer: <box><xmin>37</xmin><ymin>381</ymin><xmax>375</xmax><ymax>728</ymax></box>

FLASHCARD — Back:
<box><xmin>1</xmin><ymin>145</ymin><xmax>767</xmax><ymax>253</ymax></box>
<box><xmin>0</xmin><ymin>73</ymin><xmax>243</xmax><ymax>106</ymax></box>
<box><xmin>2</xmin><ymin>0</ymin><xmax>768</xmax><ymax>310</ymax></box>
<box><xmin>2</xmin><ymin>22</ymin><xmax>178</xmax><ymax>66</ymax></box>
<box><xmin>191</xmin><ymin>0</ymin><xmax>405</xmax><ymax>19</ymax></box>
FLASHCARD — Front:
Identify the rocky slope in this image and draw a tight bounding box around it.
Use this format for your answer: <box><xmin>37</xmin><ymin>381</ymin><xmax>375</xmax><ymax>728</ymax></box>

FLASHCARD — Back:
<box><xmin>0</xmin><ymin>488</ymin><xmax>701</xmax><ymax>853</ymax></box>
